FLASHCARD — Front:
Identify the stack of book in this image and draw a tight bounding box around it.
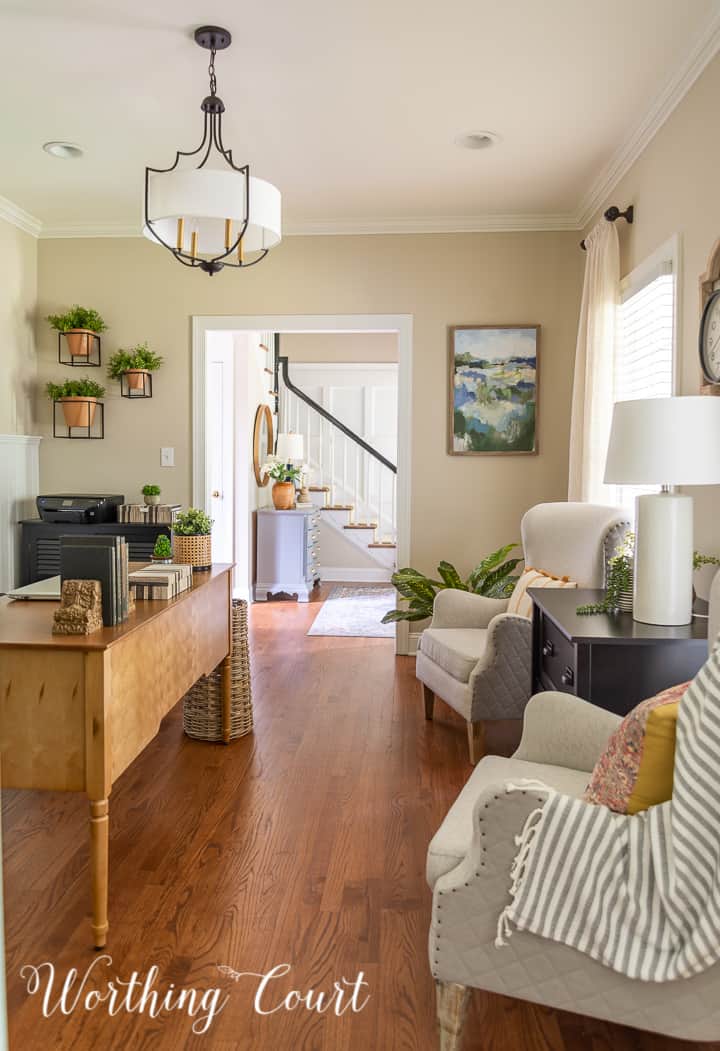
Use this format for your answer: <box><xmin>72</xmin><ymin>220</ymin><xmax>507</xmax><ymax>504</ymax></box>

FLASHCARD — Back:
<box><xmin>60</xmin><ymin>535</ymin><xmax>130</xmax><ymax>626</ymax></box>
<box><xmin>128</xmin><ymin>563</ymin><xmax>193</xmax><ymax>600</ymax></box>
<box><xmin>117</xmin><ymin>503</ymin><xmax>181</xmax><ymax>524</ymax></box>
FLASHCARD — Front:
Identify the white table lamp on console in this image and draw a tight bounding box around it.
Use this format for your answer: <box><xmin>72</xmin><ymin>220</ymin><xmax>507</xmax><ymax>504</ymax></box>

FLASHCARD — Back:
<box><xmin>604</xmin><ymin>396</ymin><xmax>720</xmax><ymax>626</ymax></box>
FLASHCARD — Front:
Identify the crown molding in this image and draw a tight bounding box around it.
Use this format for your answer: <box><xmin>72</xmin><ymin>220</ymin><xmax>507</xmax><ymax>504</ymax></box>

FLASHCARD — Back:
<box><xmin>576</xmin><ymin>7</ymin><xmax>720</xmax><ymax>229</ymax></box>
<box><xmin>39</xmin><ymin>222</ymin><xmax>141</xmax><ymax>239</ymax></box>
<box><xmin>0</xmin><ymin>194</ymin><xmax>41</xmax><ymax>238</ymax></box>
<box><xmin>282</xmin><ymin>213</ymin><xmax>580</xmax><ymax>235</ymax></box>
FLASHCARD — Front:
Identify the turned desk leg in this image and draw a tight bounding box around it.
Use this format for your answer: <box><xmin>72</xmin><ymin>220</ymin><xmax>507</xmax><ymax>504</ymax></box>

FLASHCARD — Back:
<box><xmin>221</xmin><ymin>653</ymin><xmax>232</xmax><ymax>745</ymax></box>
<box><xmin>89</xmin><ymin>798</ymin><xmax>109</xmax><ymax>949</ymax></box>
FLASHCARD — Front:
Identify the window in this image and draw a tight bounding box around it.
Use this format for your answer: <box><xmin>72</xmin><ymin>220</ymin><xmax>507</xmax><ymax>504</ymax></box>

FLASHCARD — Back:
<box><xmin>609</xmin><ymin>238</ymin><xmax>678</xmax><ymax>515</ymax></box>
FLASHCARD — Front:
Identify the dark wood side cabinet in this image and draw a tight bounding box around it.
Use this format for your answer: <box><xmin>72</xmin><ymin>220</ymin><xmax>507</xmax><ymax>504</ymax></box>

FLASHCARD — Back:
<box><xmin>531</xmin><ymin>588</ymin><xmax>708</xmax><ymax>716</ymax></box>
<box><xmin>19</xmin><ymin>520</ymin><xmax>172</xmax><ymax>586</ymax></box>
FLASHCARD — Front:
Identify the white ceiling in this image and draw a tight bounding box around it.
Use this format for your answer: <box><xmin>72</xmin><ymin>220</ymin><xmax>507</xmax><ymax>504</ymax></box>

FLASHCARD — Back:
<box><xmin>1</xmin><ymin>0</ymin><xmax>719</xmax><ymax>236</ymax></box>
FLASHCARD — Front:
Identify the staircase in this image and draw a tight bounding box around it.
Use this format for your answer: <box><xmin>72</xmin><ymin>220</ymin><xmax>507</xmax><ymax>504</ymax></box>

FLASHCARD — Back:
<box><xmin>277</xmin><ymin>352</ymin><xmax>397</xmax><ymax>579</ymax></box>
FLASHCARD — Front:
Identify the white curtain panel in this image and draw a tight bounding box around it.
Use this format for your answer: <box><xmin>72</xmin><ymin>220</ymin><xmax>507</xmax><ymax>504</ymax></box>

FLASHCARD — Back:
<box><xmin>568</xmin><ymin>221</ymin><xmax>620</xmax><ymax>502</ymax></box>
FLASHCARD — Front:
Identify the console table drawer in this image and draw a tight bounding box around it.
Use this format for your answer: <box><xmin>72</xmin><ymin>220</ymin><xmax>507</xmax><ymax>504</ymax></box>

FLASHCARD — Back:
<box><xmin>538</xmin><ymin>613</ymin><xmax>576</xmax><ymax>693</ymax></box>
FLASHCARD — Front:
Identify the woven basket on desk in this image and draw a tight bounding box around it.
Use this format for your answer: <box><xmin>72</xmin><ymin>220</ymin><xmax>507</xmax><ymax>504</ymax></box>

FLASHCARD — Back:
<box><xmin>182</xmin><ymin>599</ymin><xmax>253</xmax><ymax>742</ymax></box>
<box><xmin>173</xmin><ymin>533</ymin><xmax>212</xmax><ymax>571</ymax></box>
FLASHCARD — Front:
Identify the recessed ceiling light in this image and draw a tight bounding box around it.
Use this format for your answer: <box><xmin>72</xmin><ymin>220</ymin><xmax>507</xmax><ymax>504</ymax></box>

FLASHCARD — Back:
<box><xmin>454</xmin><ymin>131</ymin><xmax>499</xmax><ymax>150</ymax></box>
<box><xmin>43</xmin><ymin>141</ymin><xmax>84</xmax><ymax>159</ymax></box>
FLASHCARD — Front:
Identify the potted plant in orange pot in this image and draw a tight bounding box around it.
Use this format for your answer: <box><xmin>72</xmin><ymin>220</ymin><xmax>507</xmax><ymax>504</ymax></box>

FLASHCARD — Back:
<box><xmin>173</xmin><ymin>508</ymin><xmax>214</xmax><ymax>571</ymax></box>
<box><xmin>47</xmin><ymin>305</ymin><xmax>107</xmax><ymax>359</ymax></box>
<box><xmin>107</xmin><ymin>342</ymin><xmax>163</xmax><ymax>397</ymax></box>
<box><xmin>260</xmin><ymin>456</ymin><xmax>302</xmax><ymax>510</ymax></box>
<box><xmin>46</xmin><ymin>377</ymin><xmax>106</xmax><ymax>429</ymax></box>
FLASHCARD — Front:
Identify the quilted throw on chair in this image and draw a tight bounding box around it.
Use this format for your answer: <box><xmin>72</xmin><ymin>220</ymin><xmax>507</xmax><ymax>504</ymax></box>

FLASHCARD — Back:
<box><xmin>496</xmin><ymin>645</ymin><xmax>720</xmax><ymax>981</ymax></box>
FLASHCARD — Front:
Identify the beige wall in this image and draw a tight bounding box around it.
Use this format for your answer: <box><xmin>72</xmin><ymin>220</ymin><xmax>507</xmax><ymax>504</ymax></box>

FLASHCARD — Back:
<box><xmin>283</xmin><ymin>331</ymin><xmax>398</xmax><ymax>363</ymax></box>
<box><xmin>36</xmin><ymin>231</ymin><xmax>583</xmax><ymax>576</ymax></box>
<box><xmin>585</xmin><ymin>52</ymin><xmax>720</xmax><ymax>551</ymax></box>
<box><xmin>0</xmin><ymin>218</ymin><xmax>37</xmax><ymax>435</ymax></box>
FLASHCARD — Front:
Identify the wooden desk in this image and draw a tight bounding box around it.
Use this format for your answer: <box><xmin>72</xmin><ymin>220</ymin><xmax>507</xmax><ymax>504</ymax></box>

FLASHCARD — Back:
<box><xmin>0</xmin><ymin>564</ymin><xmax>233</xmax><ymax>948</ymax></box>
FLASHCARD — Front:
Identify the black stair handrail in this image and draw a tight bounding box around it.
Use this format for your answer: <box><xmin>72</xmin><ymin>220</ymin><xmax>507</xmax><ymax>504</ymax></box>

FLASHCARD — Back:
<box><xmin>278</xmin><ymin>356</ymin><xmax>397</xmax><ymax>474</ymax></box>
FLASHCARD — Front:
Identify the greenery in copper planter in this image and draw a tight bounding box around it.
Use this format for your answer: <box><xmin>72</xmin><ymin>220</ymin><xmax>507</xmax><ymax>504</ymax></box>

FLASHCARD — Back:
<box><xmin>382</xmin><ymin>543</ymin><xmax>522</xmax><ymax>624</ymax></box>
<box><xmin>46</xmin><ymin>305</ymin><xmax>107</xmax><ymax>333</ymax></box>
<box><xmin>107</xmin><ymin>342</ymin><xmax>164</xmax><ymax>380</ymax></box>
<box><xmin>173</xmin><ymin>508</ymin><xmax>213</xmax><ymax>536</ymax></box>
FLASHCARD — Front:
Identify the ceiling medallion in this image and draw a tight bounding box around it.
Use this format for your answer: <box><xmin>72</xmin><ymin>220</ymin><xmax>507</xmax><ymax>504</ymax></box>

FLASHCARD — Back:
<box><xmin>142</xmin><ymin>25</ymin><xmax>282</xmax><ymax>276</ymax></box>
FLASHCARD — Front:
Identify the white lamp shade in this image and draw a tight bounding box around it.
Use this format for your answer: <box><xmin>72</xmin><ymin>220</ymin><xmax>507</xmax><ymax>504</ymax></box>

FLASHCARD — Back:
<box><xmin>276</xmin><ymin>433</ymin><xmax>304</xmax><ymax>461</ymax></box>
<box><xmin>144</xmin><ymin>168</ymin><xmax>281</xmax><ymax>255</ymax></box>
<box><xmin>604</xmin><ymin>396</ymin><xmax>720</xmax><ymax>486</ymax></box>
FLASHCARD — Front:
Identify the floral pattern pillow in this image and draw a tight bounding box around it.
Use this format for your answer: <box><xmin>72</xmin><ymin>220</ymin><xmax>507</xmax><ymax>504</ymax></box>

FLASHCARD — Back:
<box><xmin>583</xmin><ymin>681</ymin><xmax>691</xmax><ymax>814</ymax></box>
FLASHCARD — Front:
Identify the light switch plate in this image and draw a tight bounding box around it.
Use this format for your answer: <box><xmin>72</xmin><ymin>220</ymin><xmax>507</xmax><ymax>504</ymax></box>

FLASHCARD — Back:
<box><xmin>160</xmin><ymin>447</ymin><xmax>175</xmax><ymax>467</ymax></box>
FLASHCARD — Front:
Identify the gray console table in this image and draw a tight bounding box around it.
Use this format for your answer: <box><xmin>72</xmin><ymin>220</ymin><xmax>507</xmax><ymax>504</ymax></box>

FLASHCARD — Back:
<box><xmin>531</xmin><ymin>588</ymin><xmax>708</xmax><ymax>716</ymax></box>
<box><xmin>254</xmin><ymin>508</ymin><xmax>320</xmax><ymax>602</ymax></box>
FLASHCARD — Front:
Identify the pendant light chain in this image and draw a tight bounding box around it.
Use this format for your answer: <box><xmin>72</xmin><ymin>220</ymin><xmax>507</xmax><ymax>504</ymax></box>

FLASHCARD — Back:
<box><xmin>208</xmin><ymin>48</ymin><xmax>217</xmax><ymax>98</ymax></box>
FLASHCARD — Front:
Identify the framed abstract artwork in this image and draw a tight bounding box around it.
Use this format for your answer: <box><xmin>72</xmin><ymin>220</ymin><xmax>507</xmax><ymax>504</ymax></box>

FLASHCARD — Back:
<box><xmin>448</xmin><ymin>325</ymin><xmax>540</xmax><ymax>455</ymax></box>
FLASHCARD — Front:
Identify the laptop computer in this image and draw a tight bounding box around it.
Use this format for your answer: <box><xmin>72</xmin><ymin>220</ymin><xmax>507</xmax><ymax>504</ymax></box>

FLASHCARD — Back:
<box><xmin>7</xmin><ymin>576</ymin><xmax>62</xmax><ymax>600</ymax></box>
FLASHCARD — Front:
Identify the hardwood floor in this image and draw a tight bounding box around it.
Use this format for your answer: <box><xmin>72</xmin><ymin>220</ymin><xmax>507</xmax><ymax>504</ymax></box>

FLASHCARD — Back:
<box><xmin>2</xmin><ymin>584</ymin><xmax>716</xmax><ymax>1049</ymax></box>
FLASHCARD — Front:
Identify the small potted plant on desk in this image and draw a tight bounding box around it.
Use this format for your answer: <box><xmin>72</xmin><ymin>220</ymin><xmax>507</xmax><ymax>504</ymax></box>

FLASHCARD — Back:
<box><xmin>47</xmin><ymin>305</ymin><xmax>107</xmax><ymax>359</ymax></box>
<box><xmin>151</xmin><ymin>534</ymin><xmax>173</xmax><ymax>564</ymax></box>
<box><xmin>142</xmin><ymin>483</ymin><xmax>162</xmax><ymax>506</ymax></box>
<box><xmin>260</xmin><ymin>456</ymin><xmax>302</xmax><ymax>510</ymax></box>
<box><xmin>107</xmin><ymin>342</ymin><xmax>163</xmax><ymax>397</ymax></box>
<box><xmin>46</xmin><ymin>376</ymin><xmax>106</xmax><ymax>429</ymax></box>
<box><xmin>172</xmin><ymin>508</ymin><xmax>214</xmax><ymax>571</ymax></box>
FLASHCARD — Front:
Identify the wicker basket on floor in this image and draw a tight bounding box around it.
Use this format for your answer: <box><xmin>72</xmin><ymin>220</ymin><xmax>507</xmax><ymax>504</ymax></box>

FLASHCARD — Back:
<box><xmin>183</xmin><ymin>599</ymin><xmax>253</xmax><ymax>741</ymax></box>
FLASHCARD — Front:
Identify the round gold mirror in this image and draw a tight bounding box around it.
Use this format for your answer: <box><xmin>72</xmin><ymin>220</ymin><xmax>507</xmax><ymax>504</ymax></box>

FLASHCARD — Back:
<box><xmin>253</xmin><ymin>404</ymin><xmax>274</xmax><ymax>486</ymax></box>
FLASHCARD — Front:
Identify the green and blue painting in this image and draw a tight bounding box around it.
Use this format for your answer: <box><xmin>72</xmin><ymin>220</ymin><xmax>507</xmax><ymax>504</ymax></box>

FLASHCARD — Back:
<box><xmin>451</xmin><ymin>326</ymin><xmax>538</xmax><ymax>453</ymax></box>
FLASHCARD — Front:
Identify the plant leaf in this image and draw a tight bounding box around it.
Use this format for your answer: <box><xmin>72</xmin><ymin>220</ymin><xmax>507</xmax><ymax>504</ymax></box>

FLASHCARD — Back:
<box><xmin>437</xmin><ymin>561</ymin><xmax>467</xmax><ymax>590</ymax></box>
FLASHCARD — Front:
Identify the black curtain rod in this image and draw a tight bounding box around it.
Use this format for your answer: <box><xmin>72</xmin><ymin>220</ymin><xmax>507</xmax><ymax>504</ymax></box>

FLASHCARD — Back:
<box><xmin>580</xmin><ymin>205</ymin><xmax>634</xmax><ymax>250</ymax></box>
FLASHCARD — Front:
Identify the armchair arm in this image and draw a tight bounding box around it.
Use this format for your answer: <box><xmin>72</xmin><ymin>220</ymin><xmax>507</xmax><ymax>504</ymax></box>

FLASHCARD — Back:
<box><xmin>513</xmin><ymin>691</ymin><xmax>621</xmax><ymax>772</ymax></box>
<box><xmin>467</xmin><ymin>613</ymin><xmax>532</xmax><ymax>721</ymax></box>
<box><xmin>431</xmin><ymin>589</ymin><xmax>509</xmax><ymax>629</ymax></box>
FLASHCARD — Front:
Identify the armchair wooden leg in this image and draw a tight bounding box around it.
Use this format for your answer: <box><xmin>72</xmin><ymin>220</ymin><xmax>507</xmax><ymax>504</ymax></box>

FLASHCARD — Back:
<box><xmin>436</xmin><ymin>981</ymin><xmax>470</xmax><ymax>1051</ymax></box>
<box><xmin>423</xmin><ymin>683</ymin><xmax>435</xmax><ymax>720</ymax></box>
<box><xmin>466</xmin><ymin>721</ymin><xmax>485</xmax><ymax>765</ymax></box>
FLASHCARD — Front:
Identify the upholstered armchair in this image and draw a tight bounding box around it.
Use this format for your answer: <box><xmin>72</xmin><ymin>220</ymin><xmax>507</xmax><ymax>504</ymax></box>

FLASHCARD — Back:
<box><xmin>426</xmin><ymin>576</ymin><xmax>720</xmax><ymax>1050</ymax></box>
<box><xmin>416</xmin><ymin>502</ymin><xmax>630</xmax><ymax>763</ymax></box>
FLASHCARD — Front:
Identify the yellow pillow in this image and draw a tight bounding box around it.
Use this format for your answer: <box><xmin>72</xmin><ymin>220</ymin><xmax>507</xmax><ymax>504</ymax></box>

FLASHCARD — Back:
<box><xmin>506</xmin><ymin>566</ymin><xmax>577</xmax><ymax>620</ymax></box>
<box><xmin>583</xmin><ymin>682</ymin><xmax>689</xmax><ymax>814</ymax></box>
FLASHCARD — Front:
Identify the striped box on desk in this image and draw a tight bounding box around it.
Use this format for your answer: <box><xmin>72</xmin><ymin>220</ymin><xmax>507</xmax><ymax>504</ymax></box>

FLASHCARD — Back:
<box><xmin>128</xmin><ymin>563</ymin><xmax>192</xmax><ymax>600</ymax></box>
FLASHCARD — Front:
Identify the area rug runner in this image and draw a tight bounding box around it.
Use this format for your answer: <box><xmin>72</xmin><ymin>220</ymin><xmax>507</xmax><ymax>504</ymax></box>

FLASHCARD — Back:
<box><xmin>307</xmin><ymin>585</ymin><xmax>396</xmax><ymax>638</ymax></box>
<box><xmin>496</xmin><ymin>642</ymin><xmax>720</xmax><ymax>981</ymax></box>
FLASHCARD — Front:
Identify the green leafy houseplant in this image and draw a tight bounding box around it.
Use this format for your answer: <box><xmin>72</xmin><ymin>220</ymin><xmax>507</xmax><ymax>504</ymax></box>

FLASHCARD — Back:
<box><xmin>381</xmin><ymin>543</ymin><xmax>522</xmax><ymax>624</ymax></box>
<box><xmin>173</xmin><ymin>508</ymin><xmax>213</xmax><ymax>536</ymax></box>
<box><xmin>152</xmin><ymin>535</ymin><xmax>172</xmax><ymax>560</ymax></box>
<box><xmin>46</xmin><ymin>377</ymin><xmax>106</xmax><ymax>400</ymax></box>
<box><xmin>107</xmin><ymin>342</ymin><xmax>164</xmax><ymax>380</ymax></box>
<box><xmin>142</xmin><ymin>484</ymin><xmax>161</xmax><ymax>497</ymax></box>
<box><xmin>260</xmin><ymin>457</ymin><xmax>302</xmax><ymax>483</ymax></box>
<box><xmin>46</xmin><ymin>305</ymin><xmax>107</xmax><ymax>334</ymax></box>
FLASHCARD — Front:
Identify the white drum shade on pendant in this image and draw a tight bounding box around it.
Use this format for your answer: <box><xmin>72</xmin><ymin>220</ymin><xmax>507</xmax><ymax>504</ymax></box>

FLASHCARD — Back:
<box><xmin>143</xmin><ymin>168</ymin><xmax>282</xmax><ymax>256</ymax></box>
<box><xmin>276</xmin><ymin>433</ymin><xmax>305</xmax><ymax>461</ymax></box>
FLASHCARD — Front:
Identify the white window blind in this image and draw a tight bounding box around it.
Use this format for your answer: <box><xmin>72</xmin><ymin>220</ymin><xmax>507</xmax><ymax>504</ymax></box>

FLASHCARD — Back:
<box><xmin>611</xmin><ymin>259</ymin><xmax>675</xmax><ymax>514</ymax></box>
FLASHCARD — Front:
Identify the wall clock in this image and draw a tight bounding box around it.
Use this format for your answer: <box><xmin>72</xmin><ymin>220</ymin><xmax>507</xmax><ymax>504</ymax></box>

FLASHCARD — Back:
<box><xmin>253</xmin><ymin>404</ymin><xmax>274</xmax><ymax>486</ymax></box>
<box><xmin>699</xmin><ymin>288</ymin><xmax>720</xmax><ymax>384</ymax></box>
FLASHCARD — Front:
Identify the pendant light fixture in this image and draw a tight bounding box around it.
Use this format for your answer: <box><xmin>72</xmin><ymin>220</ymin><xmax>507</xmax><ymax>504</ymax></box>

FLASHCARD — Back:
<box><xmin>143</xmin><ymin>26</ymin><xmax>281</xmax><ymax>276</ymax></box>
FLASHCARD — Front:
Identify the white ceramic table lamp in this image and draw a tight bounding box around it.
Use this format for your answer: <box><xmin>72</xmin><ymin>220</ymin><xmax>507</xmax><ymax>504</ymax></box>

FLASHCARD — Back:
<box><xmin>275</xmin><ymin>432</ymin><xmax>304</xmax><ymax>463</ymax></box>
<box><xmin>604</xmin><ymin>396</ymin><xmax>720</xmax><ymax>625</ymax></box>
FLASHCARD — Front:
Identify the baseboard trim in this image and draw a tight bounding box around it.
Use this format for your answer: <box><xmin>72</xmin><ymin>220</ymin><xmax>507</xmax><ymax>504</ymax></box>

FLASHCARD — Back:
<box><xmin>320</xmin><ymin>566</ymin><xmax>392</xmax><ymax>583</ymax></box>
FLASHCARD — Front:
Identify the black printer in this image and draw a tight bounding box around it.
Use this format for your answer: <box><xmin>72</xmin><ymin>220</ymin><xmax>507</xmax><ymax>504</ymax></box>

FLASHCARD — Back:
<box><xmin>36</xmin><ymin>494</ymin><xmax>124</xmax><ymax>524</ymax></box>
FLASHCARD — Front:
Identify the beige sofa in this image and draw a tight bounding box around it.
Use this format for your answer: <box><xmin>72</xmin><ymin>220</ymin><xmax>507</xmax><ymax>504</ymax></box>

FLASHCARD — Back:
<box><xmin>426</xmin><ymin>576</ymin><xmax>720</xmax><ymax>1049</ymax></box>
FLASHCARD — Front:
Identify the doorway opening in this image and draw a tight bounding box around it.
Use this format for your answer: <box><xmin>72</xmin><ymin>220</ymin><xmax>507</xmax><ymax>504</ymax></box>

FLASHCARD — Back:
<box><xmin>192</xmin><ymin>314</ymin><xmax>413</xmax><ymax>654</ymax></box>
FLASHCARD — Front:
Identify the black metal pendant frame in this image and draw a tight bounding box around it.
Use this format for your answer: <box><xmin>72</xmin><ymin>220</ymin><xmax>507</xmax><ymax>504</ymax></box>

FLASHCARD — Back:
<box><xmin>58</xmin><ymin>331</ymin><xmax>102</xmax><ymax>367</ymax></box>
<box><xmin>53</xmin><ymin>400</ymin><xmax>105</xmax><ymax>439</ymax></box>
<box><xmin>144</xmin><ymin>33</ymin><xmax>269</xmax><ymax>277</ymax></box>
<box><xmin>120</xmin><ymin>371</ymin><xmax>153</xmax><ymax>398</ymax></box>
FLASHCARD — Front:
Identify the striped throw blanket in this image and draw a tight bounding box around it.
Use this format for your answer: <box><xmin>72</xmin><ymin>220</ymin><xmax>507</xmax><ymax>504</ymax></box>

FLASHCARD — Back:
<box><xmin>496</xmin><ymin>644</ymin><xmax>720</xmax><ymax>981</ymax></box>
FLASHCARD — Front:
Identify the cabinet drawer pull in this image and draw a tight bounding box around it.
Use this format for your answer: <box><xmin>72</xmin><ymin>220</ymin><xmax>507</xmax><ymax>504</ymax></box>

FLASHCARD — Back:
<box><xmin>542</xmin><ymin>641</ymin><xmax>554</xmax><ymax>658</ymax></box>
<box><xmin>560</xmin><ymin>666</ymin><xmax>574</xmax><ymax>687</ymax></box>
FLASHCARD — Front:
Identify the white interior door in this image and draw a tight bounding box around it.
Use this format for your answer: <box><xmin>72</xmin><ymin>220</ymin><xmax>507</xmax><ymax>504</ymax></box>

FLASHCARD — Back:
<box><xmin>205</xmin><ymin>333</ymin><xmax>235</xmax><ymax>564</ymax></box>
